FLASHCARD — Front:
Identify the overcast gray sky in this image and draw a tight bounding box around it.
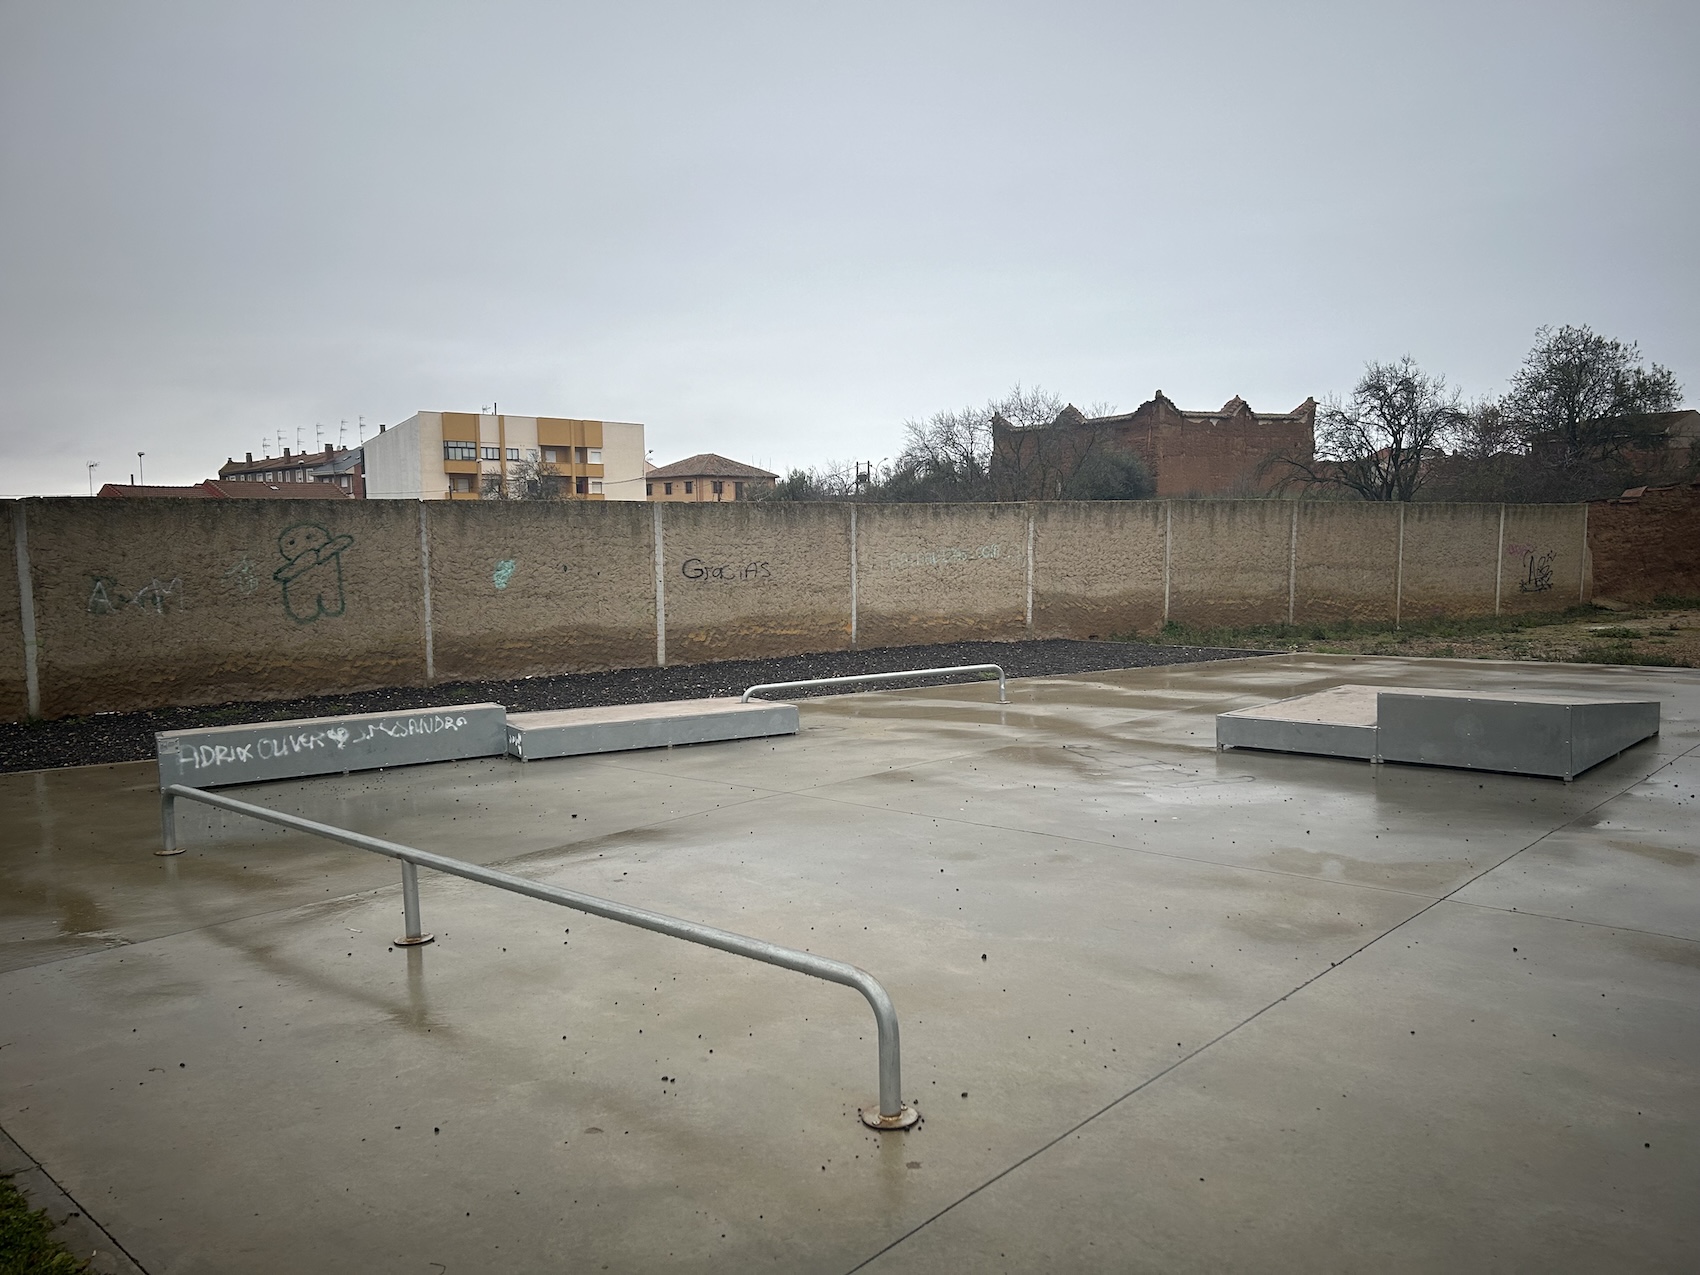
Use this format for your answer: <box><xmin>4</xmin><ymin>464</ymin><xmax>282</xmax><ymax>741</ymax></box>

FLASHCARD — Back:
<box><xmin>2</xmin><ymin>1</ymin><xmax>1695</xmax><ymax>494</ymax></box>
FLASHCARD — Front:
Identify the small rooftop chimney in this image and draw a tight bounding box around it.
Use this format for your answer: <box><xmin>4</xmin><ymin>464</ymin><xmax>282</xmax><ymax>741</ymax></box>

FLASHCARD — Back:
<box><xmin>246</xmin><ymin>452</ymin><xmax>253</xmax><ymax>463</ymax></box>
<box><xmin>379</xmin><ymin>423</ymin><xmax>386</xmax><ymax>432</ymax></box>
<box><xmin>284</xmin><ymin>448</ymin><xmax>291</xmax><ymax>458</ymax></box>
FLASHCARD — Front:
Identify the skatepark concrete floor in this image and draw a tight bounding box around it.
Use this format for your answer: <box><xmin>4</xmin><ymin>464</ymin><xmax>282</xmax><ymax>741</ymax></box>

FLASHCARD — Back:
<box><xmin>1</xmin><ymin>653</ymin><xmax>1696</xmax><ymax>1274</ymax></box>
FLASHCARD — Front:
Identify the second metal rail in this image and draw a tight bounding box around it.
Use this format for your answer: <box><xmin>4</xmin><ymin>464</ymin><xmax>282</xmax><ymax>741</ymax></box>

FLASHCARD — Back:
<box><xmin>159</xmin><ymin>783</ymin><xmax>918</xmax><ymax>1130</ymax></box>
<box><xmin>742</xmin><ymin>663</ymin><xmax>1009</xmax><ymax>705</ymax></box>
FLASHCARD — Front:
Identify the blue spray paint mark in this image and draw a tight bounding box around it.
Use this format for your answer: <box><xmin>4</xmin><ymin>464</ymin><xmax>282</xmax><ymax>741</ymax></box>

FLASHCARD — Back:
<box><xmin>493</xmin><ymin>559</ymin><xmax>518</xmax><ymax>590</ymax></box>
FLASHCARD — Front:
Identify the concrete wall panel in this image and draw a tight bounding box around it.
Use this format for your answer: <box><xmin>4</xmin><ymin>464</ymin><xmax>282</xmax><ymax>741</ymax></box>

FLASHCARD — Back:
<box><xmin>662</xmin><ymin>503</ymin><xmax>852</xmax><ymax>663</ymax></box>
<box><xmin>24</xmin><ymin>497</ymin><xmax>427</xmax><ymax>718</ymax></box>
<box><xmin>1500</xmin><ymin>505</ymin><xmax>1587</xmax><ymax>613</ymax></box>
<box><xmin>1399</xmin><ymin>503</ymin><xmax>1500</xmax><ymax>619</ymax></box>
<box><xmin>0</xmin><ymin>505</ymin><xmax>27</xmax><ymax>719</ymax></box>
<box><xmin>1032</xmin><ymin>501</ymin><xmax>1164</xmax><ymax>638</ymax></box>
<box><xmin>1293</xmin><ymin>504</ymin><xmax>1400</xmax><ymax>625</ymax></box>
<box><xmin>427</xmin><ymin>500</ymin><xmax>655</xmax><ymax>680</ymax></box>
<box><xmin>1166</xmin><ymin>500</ymin><xmax>1291</xmax><ymax>626</ymax></box>
<box><xmin>856</xmin><ymin>504</ymin><xmax>1027</xmax><ymax>647</ymax></box>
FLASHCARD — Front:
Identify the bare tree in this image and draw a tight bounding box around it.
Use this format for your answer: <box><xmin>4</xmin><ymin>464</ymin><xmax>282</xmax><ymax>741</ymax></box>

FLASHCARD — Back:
<box><xmin>1274</xmin><ymin>357</ymin><xmax>1465</xmax><ymax>501</ymax></box>
<box><xmin>1501</xmin><ymin>324</ymin><xmax>1681</xmax><ymax>467</ymax></box>
<box><xmin>481</xmin><ymin>455</ymin><xmax>566</xmax><ymax>500</ymax></box>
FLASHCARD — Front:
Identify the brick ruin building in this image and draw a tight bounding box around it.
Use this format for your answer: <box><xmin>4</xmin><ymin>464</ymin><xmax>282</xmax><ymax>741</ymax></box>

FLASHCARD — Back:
<box><xmin>991</xmin><ymin>391</ymin><xmax>1316</xmax><ymax>499</ymax></box>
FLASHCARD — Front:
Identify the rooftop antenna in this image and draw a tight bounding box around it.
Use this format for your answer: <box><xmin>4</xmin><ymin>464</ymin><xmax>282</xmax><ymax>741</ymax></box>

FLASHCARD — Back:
<box><xmin>295</xmin><ymin>426</ymin><xmax>305</xmax><ymax>450</ymax></box>
<box><xmin>315</xmin><ymin>422</ymin><xmax>324</xmax><ymax>450</ymax></box>
<box><xmin>340</xmin><ymin>419</ymin><xmax>350</xmax><ymax>447</ymax></box>
<box><xmin>86</xmin><ymin>461</ymin><xmax>99</xmax><ymax>496</ymax></box>
<box><xmin>276</xmin><ymin>431</ymin><xmax>285</xmax><ymax>456</ymax></box>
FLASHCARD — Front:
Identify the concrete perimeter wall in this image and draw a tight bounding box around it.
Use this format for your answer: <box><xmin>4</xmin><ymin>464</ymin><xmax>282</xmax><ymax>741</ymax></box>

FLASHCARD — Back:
<box><xmin>1</xmin><ymin>498</ymin><xmax>1589</xmax><ymax>721</ymax></box>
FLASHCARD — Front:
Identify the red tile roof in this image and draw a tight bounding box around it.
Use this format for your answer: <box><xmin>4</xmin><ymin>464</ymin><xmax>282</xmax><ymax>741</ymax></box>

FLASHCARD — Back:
<box><xmin>646</xmin><ymin>453</ymin><xmax>777</xmax><ymax>480</ymax></box>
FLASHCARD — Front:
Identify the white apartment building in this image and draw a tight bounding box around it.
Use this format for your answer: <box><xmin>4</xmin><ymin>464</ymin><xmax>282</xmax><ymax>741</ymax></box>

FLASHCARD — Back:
<box><xmin>364</xmin><ymin>411</ymin><xmax>647</xmax><ymax>501</ymax></box>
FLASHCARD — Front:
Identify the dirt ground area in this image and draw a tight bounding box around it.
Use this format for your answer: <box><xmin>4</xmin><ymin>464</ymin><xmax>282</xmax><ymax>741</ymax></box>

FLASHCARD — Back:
<box><xmin>1147</xmin><ymin>603</ymin><xmax>1700</xmax><ymax>668</ymax></box>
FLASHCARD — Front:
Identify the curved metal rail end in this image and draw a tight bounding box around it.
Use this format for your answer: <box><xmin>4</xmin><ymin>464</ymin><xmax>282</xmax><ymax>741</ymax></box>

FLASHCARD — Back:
<box><xmin>861</xmin><ymin>1104</ymin><xmax>920</xmax><ymax>1130</ymax></box>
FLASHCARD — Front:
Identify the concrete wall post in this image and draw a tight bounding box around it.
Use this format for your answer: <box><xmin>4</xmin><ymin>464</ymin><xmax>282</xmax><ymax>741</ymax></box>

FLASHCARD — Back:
<box><xmin>11</xmin><ymin>502</ymin><xmax>40</xmax><ymax>719</ymax></box>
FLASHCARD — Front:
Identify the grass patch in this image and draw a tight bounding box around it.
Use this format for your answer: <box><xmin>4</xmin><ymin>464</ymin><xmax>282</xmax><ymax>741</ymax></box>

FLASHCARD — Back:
<box><xmin>0</xmin><ymin>1176</ymin><xmax>87</xmax><ymax>1274</ymax></box>
<box><xmin>1573</xmin><ymin>644</ymin><xmax>1686</xmax><ymax>667</ymax></box>
<box><xmin>1652</xmin><ymin>594</ymin><xmax>1700</xmax><ymax>609</ymax></box>
<box><xmin>1589</xmin><ymin>626</ymin><xmax>1644</xmax><ymax>639</ymax></box>
<box><xmin>1132</xmin><ymin>604</ymin><xmax>1604</xmax><ymax>651</ymax></box>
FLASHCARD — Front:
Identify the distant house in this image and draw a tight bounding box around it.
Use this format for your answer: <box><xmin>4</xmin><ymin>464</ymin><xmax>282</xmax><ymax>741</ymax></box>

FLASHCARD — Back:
<box><xmin>218</xmin><ymin>446</ymin><xmax>366</xmax><ymax>496</ymax></box>
<box><xmin>992</xmin><ymin>392</ymin><xmax>1316</xmax><ymax>499</ymax></box>
<box><xmin>97</xmin><ymin>480</ymin><xmax>352</xmax><ymax>499</ymax></box>
<box><xmin>646</xmin><ymin>454</ymin><xmax>778</xmax><ymax>502</ymax></box>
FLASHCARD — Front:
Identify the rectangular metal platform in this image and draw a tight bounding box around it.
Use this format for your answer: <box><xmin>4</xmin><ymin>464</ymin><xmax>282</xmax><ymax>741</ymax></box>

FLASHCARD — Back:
<box><xmin>156</xmin><ymin>704</ymin><xmax>510</xmax><ymax>789</ymax></box>
<box><xmin>505</xmin><ymin>698</ymin><xmax>799</xmax><ymax>761</ymax></box>
<box><xmin>1217</xmin><ymin>684</ymin><xmax>1660</xmax><ymax>780</ymax></box>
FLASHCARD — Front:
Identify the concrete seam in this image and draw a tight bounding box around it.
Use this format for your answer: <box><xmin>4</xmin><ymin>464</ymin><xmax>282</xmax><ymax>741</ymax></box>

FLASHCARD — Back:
<box><xmin>1286</xmin><ymin>503</ymin><xmax>1297</xmax><ymax>625</ymax></box>
<box><xmin>1024</xmin><ymin>509</ymin><xmax>1035</xmax><ymax>632</ymax></box>
<box><xmin>849</xmin><ymin>505</ymin><xmax>858</xmax><ymax>650</ymax></box>
<box><xmin>1494</xmin><ymin>504</ymin><xmax>1505</xmax><ymax>615</ymax></box>
<box><xmin>417</xmin><ymin>503</ymin><xmax>434</xmax><ymax>683</ymax></box>
<box><xmin>1579</xmin><ymin>503</ymin><xmax>1589</xmax><ymax>602</ymax></box>
<box><xmin>652</xmin><ymin>502</ymin><xmax>667</xmax><ymax>667</ymax></box>
<box><xmin>1395</xmin><ymin>504</ymin><xmax>1405</xmax><ymax>629</ymax></box>
<box><xmin>1162</xmin><ymin>502</ymin><xmax>1171</xmax><ymax>624</ymax></box>
<box><xmin>843</xmin><ymin>754</ymin><xmax>1664</xmax><ymax>1275</ymax></box>
<box><xmin>0</xmin><ymin>1124</ymin><xmax>151</xmax><ymax>1274</ymax></box>
<box><xmin>12</xmin><ymin>502</ymin><xmax>40</xmax><ymax>718</ymax></box>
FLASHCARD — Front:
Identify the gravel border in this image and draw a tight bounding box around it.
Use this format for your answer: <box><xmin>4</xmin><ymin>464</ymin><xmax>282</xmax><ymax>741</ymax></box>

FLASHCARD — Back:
<box><xmin>0</xmin><ymin>639</ymin><xmax>1263</xmax><ymax>775</ymax></box>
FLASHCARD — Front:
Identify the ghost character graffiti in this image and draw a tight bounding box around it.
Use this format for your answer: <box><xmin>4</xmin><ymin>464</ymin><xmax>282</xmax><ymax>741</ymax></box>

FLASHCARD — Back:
<box><xmin>273</xmin><ymin>524</ymin><xmax>355</xmax><ymax>624</ymax></box>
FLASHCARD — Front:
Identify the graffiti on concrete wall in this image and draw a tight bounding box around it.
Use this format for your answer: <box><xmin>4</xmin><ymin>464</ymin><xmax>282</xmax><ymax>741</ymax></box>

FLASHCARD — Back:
<box><xmin>224</xmin><ymin>556</ymin><xmax>261</xmax><ymax>595</ymax></box>
<box><xmin>888</xmin><ymin>544</ymin><xmax>1002</xmax><ymax>569</ymax></box>
<box><xmin>88</xmin><ymin>576</ymin><xmax>184</xmax><ymax>615</ymax></box>
<box><xmin>274</xmin><ymin>524</ymin><xmax>354</xmax><ymax>624</ymax></box>
<box><xmin>1508</xmin><ymin>543</ymin><xmax>1556</xmax><ymax>594</ymax></box>
<box><xmin>680</xmin><ymin>558</ymin><xmax>771</xmax><ymax>582</ymax></box>
<box><xmin>493</xmin><ymin>559</ymin><xmax>518</xmax><ymax>590</ymax></box>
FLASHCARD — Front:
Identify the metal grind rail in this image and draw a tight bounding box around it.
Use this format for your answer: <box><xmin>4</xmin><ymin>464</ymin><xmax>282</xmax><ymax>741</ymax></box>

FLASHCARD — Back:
<box><xmin>158</xmin><ymin>783</ymin><xmax>919</xmax><ymax>1130</ymax></box>
<box><xmin>742</xmin><ymin>663</ymin><xmax>1009</xmax><ymax>705</ymax></box>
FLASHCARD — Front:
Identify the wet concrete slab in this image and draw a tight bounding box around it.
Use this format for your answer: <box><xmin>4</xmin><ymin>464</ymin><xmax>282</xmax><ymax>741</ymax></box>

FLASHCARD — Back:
<box><xmin>1</xmin><ymin>654</ymin><xmax>1696</xmax><ymax>1272</ymax></box>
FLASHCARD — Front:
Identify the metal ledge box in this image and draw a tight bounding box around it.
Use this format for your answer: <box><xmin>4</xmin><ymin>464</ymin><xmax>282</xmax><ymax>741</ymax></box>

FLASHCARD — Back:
<box><xmin>157</xmin><ymin>704</ymin><xmax>509</xmax><ymax>789</ymax></box>
<box><xmin>506</xmin><ymin>698</ymin><xmax>799</xmax><ymax>761</ymax></box>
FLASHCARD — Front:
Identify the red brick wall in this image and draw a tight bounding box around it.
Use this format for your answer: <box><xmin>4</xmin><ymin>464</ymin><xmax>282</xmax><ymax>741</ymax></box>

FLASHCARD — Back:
<box><xmin>1587</xmin><ymin>483</ymin><xmax>1700</xmax><ymax>602</ymax></box>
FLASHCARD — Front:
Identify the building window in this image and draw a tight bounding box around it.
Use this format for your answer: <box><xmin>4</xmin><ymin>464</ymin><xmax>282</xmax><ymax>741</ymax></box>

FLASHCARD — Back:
<box><xmin>588</xmin><ymin>449</ymin><xmax>602</xmax><ymax>464</ymax></box>
<box><xmin>684</xmin><ymin>481</ymin><xmax>693</xmax><ymax>494</ymax></box>
<box><xmin>574</xmin><ymin>446</ymin><xmax>588</xmax><ymax>464</ymax></box>
<box><xmin>506</xmin><ymin>447</ymin><xmax>519</xmax><ymax>461</ymax></box>
<box><xmin>542</xmin><ymin>447</ymin><xmax>558</xmax><ymax>464</ymax></box>
<box><xmin>481</xmin><ymin>445</ymin><xmax>500</xmax><ymax>460</ymax></box>
<box><xmin>663</xmin><ymin>482</ymin><xmax>673</xmax><ymax>495</ymax></box>
<box><xmin>711</xmin><ymin>480</ymin><xmax>724</xmax><ymax>496</ymax></box>
<box><xmin>590</xmin><ymin>480</ymin><xmax>602</xmax><ymax>493</ymax></box>
<box><xmin>735</xmin><ymin>482</ymin><xmax>744</xmax><ymax>498</ymax></box>
<box><xmin>450</xmin><ymin>474</ymin><xmax>475</xmax><ymax>493</ymax></box>
<box><xmin>444</xmin><ymin>442</ymin><xmax>477</xmax><ymax>460</ymax></box>
<box><xmin>646</xmin><ymin>482</ymin><xmax>653</xmax><ymax>495</ymax></box>
<box><xmin>576</xmin><ymin>476</ymin><xmax>588</xmax><ymax>494</ymax></box>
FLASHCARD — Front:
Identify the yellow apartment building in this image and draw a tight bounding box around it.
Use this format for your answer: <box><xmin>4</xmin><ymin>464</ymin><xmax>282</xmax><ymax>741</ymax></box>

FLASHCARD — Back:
<box><xmin>363</xmin><ymin>410</ymin><xmax>647</xmax><ymax>501</ymax></box>
<box><xmin>646</xmin><ymin>453</ymin><xmax>778</xmax><ymax>502</ymax></box>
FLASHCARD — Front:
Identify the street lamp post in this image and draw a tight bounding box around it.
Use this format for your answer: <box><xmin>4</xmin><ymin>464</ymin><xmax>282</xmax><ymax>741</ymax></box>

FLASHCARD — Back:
<box><xmin>87</xmin><ymin>462</ymin><xmax>99</xmax><ymax>496</ymax></box>
<box><xmin>137</xmin><ymin>452</ymin><xmax>145</xmax><ymax>485</ymax></box>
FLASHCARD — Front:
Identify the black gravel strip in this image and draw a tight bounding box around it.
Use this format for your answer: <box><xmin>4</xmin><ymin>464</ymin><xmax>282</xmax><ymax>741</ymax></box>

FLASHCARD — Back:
<box><xmin>0</xmin><ymin>639</ymin><xmax>1262</xmax><ymax>775</ymax></box>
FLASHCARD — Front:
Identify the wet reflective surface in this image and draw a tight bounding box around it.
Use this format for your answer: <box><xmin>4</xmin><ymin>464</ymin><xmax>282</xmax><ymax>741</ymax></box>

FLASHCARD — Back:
<box><xmin>1</xmin><ymin>654</ymin><xmax>1696</xmax><ymax>1272</ymax></box>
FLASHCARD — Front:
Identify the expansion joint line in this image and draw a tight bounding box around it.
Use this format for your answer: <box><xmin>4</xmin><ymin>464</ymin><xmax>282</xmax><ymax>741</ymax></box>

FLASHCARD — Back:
<box><xmin>844</xmin><ymin>752</ymin><xmax>1689</xmax><ymax>1273</ymax></box>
